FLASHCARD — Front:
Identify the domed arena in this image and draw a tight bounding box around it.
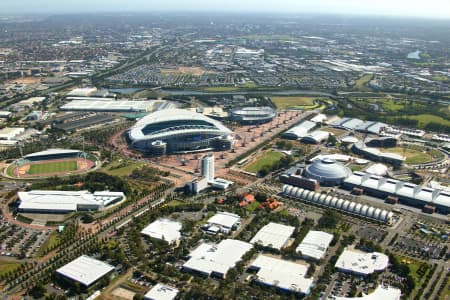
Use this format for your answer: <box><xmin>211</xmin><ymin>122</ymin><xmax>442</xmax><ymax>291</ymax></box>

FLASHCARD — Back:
<box><xmin>304</xmin><ymin>158</ymin><xmax>351</xmax><ymax>186</ymax></box>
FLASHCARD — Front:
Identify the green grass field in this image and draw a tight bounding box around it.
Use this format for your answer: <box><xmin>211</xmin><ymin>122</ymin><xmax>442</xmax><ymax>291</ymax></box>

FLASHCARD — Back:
<box><xmin>406</xmin><ymin>114</ymin><xmax>450</xmax><ymax>127</ymax></box>
<box><xmin>0</xmin><ymin>260</ymin><xmax>22</xmax><ymax>277</ymax></box>
<box><xmin>28</xmin><ymin>160</ymin><xmax>78</xmax><ymax>175</ymax></box>
<box><xmin>38</xmin><ymin>231</ymin><xmax>60</xmax><ymax>256</ymax></box>
<box><xmin>271</xmin><ymin>96</ymin><xmax>319</xmax><ymax>110</ymax></box>
<box><xmin>105</xmin><ymin>161</ymin><xmax>144</xmax><ymax>177</ymax></box>
<box><xmin>245</xmin><ymin>201</ymin><xmax>261</xmax><ymax>212</ymax></box>
<box><xmin>354</xmin><ymin>74</ymin><xmax>373</xmax><ymax>91</ymax></box>
<box><xmin>245</xmin><ymin>151</ymin><xmax>284</xmax><ymax>173</ymax></box>
<box><xmin>383</xmin><ymin>147</ymin><xmax>432</xmax><ymax>165</ymax></box>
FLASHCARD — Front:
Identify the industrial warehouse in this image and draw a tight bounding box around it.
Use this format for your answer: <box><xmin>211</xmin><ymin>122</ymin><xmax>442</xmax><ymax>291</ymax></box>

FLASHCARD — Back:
<box><xmin>140</xmin><ymin>218</ymin><xmax>182</xmax><ymax>245</ymax></box>
<box><xmin>182</xmin><ymin>239</ymin><xmax>253</xmax><ymax>279</ymax></box>
<box><xmin>248</xmin><ymin>255</ymin><xmax>313</xmax><ymax>295</ymax></box>
<box><xmin>250</xmin><ymin>222</ymin><xmax>295</xmax><ymax>250</ymax></box>
<box><xmin>127</xmin><ymin>109</ymin><xmax>234</xmax><ymax>155</ymax></box>
<box><xmin>296</xmin><ymin>230</ymin><xmax>334</xmax><ymax>260</ymax></box>
<box><xmin>18</xmin><ymin>190</ymin><xmax>125</xmax><ymax>213</ymax></box>
<box><xmin>56</xmin><ymin>255</ymin><xmax>115</xmax><ymax>288</ymax></box>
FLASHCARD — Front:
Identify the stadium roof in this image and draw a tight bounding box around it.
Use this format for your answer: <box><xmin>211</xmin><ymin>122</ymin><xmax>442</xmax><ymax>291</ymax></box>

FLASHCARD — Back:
<box><xmin>296</xmin><ymin>230</ymin><xmax>333</xmax><ymax>260</ymax></box>
<box><xmin>128</xmin><ymin>109</ymin><xmax>231</xmax><ymax>142</ymax></box>
<box><xmin>335</xmin><ymin>285</ymin><xmax>401</xmax><ymax>300</ymax></box>
<box><xmin>353</xmin><ymin>142</ymin><xmax>405</xmax><ymax>162</ymax></box>
<box><xmin>250</xmin><ymin>255</ymin><xmax>313</xmax><ymax>294</ymax></box>
<box><xmin>250</xmin><ymin>222</ymin><xmax>295</xmax><ymax>250</ymax></box>
<box><xmin>144</xmin><ymin>283</ymin><xmax>179</xmax><ymax>300</ymax></box>
<box><xmin>61</xmin><ymin>100</ymin><xmax>155</xmax><ymax>112</ymax></box>
<box><xmin>335</xmin><ymin>249</ymin><xmax>389</xmax><ymax>276</ymax></box>
<box><xmin>332</xmin><ymin>117</ymin><xmax>365</xmax><ymax>130</ymax></box>
<box><xmin>18</xmin><ymin>190</ymin><xmax>125</xmax><ymax>212</ymax></box>
<box><xmin>24</xmin><ymin>148</ymin><xmax>82</xmax><ymax>159</ymax></box>
<box><xmin>183</xmin><ymin>239</ymin><xmax>252</xmax><ymax>278</ymax></box>
<box><xmin>56</xmin><ymin>255</ymin><xmax>114</xmax><ymax>286</ymax></box>
<box><xmin>141</xmin><ymin>218</ymin><xmax>182</xmax><ymax>244</ymax></box>
<box><xmin>207</xmin><ymin>211</ymin><xmax>240</xmax><ymax>229</ymax></box>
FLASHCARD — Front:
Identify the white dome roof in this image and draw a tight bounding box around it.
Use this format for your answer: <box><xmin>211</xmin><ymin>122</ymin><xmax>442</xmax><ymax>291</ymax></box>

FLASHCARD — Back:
<box><xmin>304</xmin><ymin>158</ymin><xmax>351</xmax><ymax>183</ymax></box>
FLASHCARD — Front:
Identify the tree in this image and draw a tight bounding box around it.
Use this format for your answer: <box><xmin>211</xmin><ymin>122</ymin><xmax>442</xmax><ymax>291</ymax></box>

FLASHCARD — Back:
<box><xmin>318</xmin><ymin>210</ymin><xmax>340</xmax><ymax>229</ymax></box>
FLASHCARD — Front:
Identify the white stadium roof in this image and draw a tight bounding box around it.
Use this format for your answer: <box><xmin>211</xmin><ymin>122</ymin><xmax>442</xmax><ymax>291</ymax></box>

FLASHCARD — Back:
<box><xmin>183</xmin><ymin>239</ymin><xmax>252</xmax><ymax>278</ymax></box>
<box><xmin>24</xmin><ymin>148</ymin><xmax>82</xmax><ymax>159</ymax></box>
<box><xmin>335</xmin><ymin>285</ymin><xmax>401</xmax><ymax>300</ymax></box>
<box><xmin>296</xmin><ymin>230</ymin><xmax>333</xmax><ymax>260</ymax></box>
<box><xmin>250</xmin><ymin>222</ymin><xmax>295</xmax><ymax>250</ymax></box>
<box><xmin>335</xmin><ymin>249</ymin><xmax>389</xmax><ymax>276</ymax></box>
<box><xmin>128</xmin><ymin>109</ymin><xmax>232</xmax><ymax>142</ymax></box>
<box><xmin>250</xmin><ymin>255</ymin><xmax>313</xmax><ymax>294</ymax></box>
<box><xmin>207</xmin><ymin>211</ymin><xmax>240</xmax><ymax>229</ymax></box>
<box><xmin>56</xmin><ymin>255</ymin><xmax>114</xmax><ymax>286</ymax></box>
<box><xmin>141</xmin><ymin>218</ymin><xmax>182</xmax><ymax>244</ymax></box>
<box><xmin>144</xmin><ymin>283</ymin><xmax>179</xmax><ymax>300</ymax></box>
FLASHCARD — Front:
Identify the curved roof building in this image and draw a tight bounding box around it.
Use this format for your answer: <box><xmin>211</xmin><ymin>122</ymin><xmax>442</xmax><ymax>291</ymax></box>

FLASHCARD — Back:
<box><xmin>127</xmin><ymin>109</ymin><xmax>233</xmax><ymax>155</ymax></box>
<box><xmin>229</xmin><ymin>106</ymin><xmax>277</xmax><ymax>124</ymax></box>
<box><xmin>304</xmin><ymin>158</ymin><xmax>351</xmax><ymax>186</ymax></box>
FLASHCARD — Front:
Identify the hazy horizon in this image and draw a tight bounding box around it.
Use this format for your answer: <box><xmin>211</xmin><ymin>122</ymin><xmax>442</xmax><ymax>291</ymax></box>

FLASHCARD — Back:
<box><xmin>1</xmin><ymin>0</ymin><xmax>450</xmax><ymax>19</ymax></box>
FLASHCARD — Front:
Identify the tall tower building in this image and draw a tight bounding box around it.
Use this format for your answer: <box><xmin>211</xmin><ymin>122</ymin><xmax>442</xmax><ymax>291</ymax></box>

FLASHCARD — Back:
<box><xmin>201</xmin><ymin>154</ymin><xmax>215</xmax><ymax>182</ymax></box>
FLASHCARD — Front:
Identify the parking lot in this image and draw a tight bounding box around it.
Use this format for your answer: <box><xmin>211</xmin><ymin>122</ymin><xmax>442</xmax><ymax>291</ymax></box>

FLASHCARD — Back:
<box><xmin>0</xmin><ymin>213</ymin><xmax>50</xmax><ymax>258</ymax></box>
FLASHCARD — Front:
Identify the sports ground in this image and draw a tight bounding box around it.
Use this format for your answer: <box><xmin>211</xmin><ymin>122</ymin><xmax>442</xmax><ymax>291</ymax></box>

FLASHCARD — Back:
<box><xmin>7</xmin><ymin>157</ymin><xmax>95</xmax><ymax>178</ymax></box>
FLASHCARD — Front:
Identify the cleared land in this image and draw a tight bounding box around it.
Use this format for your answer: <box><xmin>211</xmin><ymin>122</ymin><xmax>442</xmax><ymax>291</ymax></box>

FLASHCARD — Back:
<box><xmin>271</xmin><ymin>96</ymin><xmax>318</xmax><ymax>110</ymax></box>
<box><xmin>245</xmin><ymin>151</ymin><xmax>284</xmax><ymax>173</ymax></box>
<box><xmin>383</xmin><ymin>147</ymin><xmax>433</xmax><ymax>165</ymax></box>
<box><xmin>28</xmin><ymin>160</ymin><xmax>78</xmax><ymax>175</ymax></box>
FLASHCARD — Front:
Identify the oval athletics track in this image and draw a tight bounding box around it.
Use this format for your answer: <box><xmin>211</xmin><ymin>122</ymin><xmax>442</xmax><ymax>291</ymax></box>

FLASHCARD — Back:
<box><xmin>13</xmin><ymin>157</ymin><xmax>95</xmax><ymax>178</ymax></box>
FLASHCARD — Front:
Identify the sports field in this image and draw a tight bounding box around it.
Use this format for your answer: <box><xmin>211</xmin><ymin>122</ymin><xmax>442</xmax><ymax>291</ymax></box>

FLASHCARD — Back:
<box><xmin>382</xmin><ymin>147</ymin><xmax>432</xmax><ymax>165</ymax></box>
<box><xmin>28</xmin><ymin>160</ymin><xmax>78</xmax><ymax>175</ymax></box>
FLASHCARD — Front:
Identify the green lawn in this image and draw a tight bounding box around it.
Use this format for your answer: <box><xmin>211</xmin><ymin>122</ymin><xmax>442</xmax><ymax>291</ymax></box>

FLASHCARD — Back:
<box><xmin>38</xmin><ymin>231</ymin><xmax>60</xmax><ymax>256</ymax></box>
<box><xmin>0</xmin><ymin>260</ymin><xmax>22</xmax><ymax>277</ymax></box>
<box><xmin>28</xmin><ymin>160</ymin><xmax>78</xmax><ymax>175</ymax></box>
<box><xmin>406</xmin><ymin>114</ymin><xmax>450</xmax><ymax>127</ymax></box>
<box><xmin>271</xmin><ymin>96</ymin><xmax>319</xmax><ymax>110</ymax></box>
<box><xmin>354</xmin><ymin>74</ymin><xmax>373</xmax><ymax>91</ymax></box>
<box><xmin>202</xmin><ymin>86</ymin><xmax>241</xmax><ymax>92</ymax></box>
<box><xmin>245</xmin><ymin>151</ymin><xmax>284</xmax><ymax>173</ymax></box>
<box><xmin>166</xmin><ymin>200</ymin><xmax>185</xmax><ymax>207</ymax></box>
<box><xmin>105</xmin><ymin>161</ymin><xmax>144</xmax><ymax>177</ymax></box>
<box><xmin>246</xmin><ymin>201</ymin><xmax>261</xmax><ymax>212</ymax></box>
<box><xmin>383</xmin><ymin>147</ymin><xmax>432</xmax><ymax>165</ymax></box>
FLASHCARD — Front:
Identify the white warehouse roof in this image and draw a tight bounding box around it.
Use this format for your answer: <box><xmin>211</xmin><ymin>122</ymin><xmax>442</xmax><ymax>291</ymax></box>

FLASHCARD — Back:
<box><xmin>56</xmin><ymin>255</ymin><xmax>114</xmax><ymax>286</ymax></box>
<box><xmin>283</xmin><ymin>120</ymin><xmax>317</xmax><ymax>139</ymax></box>
<box><xmin>250</xmin><ymin>222</ymin><xmax>295</xmax><ymax>250</ymax></box>
<box><xmin>141</xmin><ymin>218</ymin><xmax>182</xmax><ymax>244</ymax></box>
<box><xmin>296</xmin><ymin>230</ymin><xmax>333</xmax><ymax>260</ymax></box>
<box><xmin>207</xmin><ymin>211</ymin><xmax>240</xmax><ymax>229</ymax></box>
<box><xmin>335</xmin><ymin>285</ymin><xmax>401</xmax><ymax>300</ymax></box>
<box><xmin>144</xmin><ymin>283</ymin><xmax>179</xmax><ymax>300</ymax></box>
<box><xmin>18</xmin><ymin>190</ymin><xmax>125</xmax><ymax>213</ymax></box>
<box><xmin>250</xmin><ymin>255</ymin><xmax>313</xmax><ymax>294</ymax></box>
<box><xmin>183</xmin><ymin>239</ymin><xmax>252</xmax><ymax>278</ymax></box>
<box><xmin>61</xmin><ymin>100</ymin><xmax>155</xmax><ymax>112</ymax></box>
<box><xmin>335</xmin><ymin>249</ymin><xmax>389</xmax><ymax>276</ymax></box>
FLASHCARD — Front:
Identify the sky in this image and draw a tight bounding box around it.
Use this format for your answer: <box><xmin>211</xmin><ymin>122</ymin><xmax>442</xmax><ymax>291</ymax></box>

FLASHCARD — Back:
<box><xmin>1</xmin><ymin>0</ymin><xmax>450</xmax><ymax>19</ymax></box>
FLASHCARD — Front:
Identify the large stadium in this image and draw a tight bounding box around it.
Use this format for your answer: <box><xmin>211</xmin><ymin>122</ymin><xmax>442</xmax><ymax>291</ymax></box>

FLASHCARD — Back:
<box><xmin>6</xmin><ymin>149</ymin><xmax>97</xmax><ymax>178</ymax></box>
<box><xmin>229</xmin><ymin>106</ymin><xmax>277</xmax><ymax>125</ymax></box>
<box><xmin>127</xmin><ymin>109</ymin><xmax>234</xmax><ymax>155</ymax></box>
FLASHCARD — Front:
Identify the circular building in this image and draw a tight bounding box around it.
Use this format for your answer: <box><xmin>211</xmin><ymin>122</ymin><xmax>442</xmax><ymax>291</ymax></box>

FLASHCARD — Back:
<box><xmin>127</xmin><ymin>109</ymin><xmax>234</xmax><ymax>155</ymax></box>
<box><xmin>229</xmin><ymin>106</ymin><xmax>277</xmax><ymax>124</ymax></box>
<box><xmin>304</xmin><ymin>158</ymin><xmax>351</xmax><ymax>186</ymax></box>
